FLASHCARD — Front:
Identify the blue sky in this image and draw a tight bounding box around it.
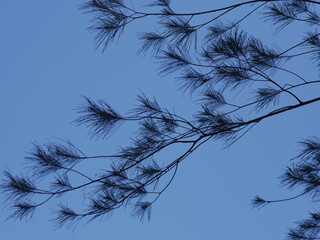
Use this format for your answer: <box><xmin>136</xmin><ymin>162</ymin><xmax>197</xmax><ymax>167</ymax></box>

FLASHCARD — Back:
<box><xmin>1</xmin><ymin>1</ymin><xmax>319</xmax><ymax>239</ymax></box>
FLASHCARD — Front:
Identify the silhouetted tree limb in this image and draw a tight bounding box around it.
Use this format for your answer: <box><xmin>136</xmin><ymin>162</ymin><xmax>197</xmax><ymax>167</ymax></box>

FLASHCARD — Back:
<box><xmin>1</xmin><ymin>1</ymin><xmax>320</xmax><ymax>239</ymax></box>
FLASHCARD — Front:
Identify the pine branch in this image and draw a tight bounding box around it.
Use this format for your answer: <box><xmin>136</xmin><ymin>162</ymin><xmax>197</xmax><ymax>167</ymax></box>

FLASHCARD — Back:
<box><xmin>74</xmin><ymin>96</ymin><xmax>124</xmax><ymax>139</ymax></box>
<box><xmin>3</xmin><ymin>0</ymin><xmax>320</xmax><ymax>233</ymax></box>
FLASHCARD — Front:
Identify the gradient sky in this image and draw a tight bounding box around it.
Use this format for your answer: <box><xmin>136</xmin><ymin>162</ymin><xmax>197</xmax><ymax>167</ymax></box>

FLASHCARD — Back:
<box><xmin>1</xmin><ymin>1</ymin><xmax>319</xmax><ymax>240</ymax></box>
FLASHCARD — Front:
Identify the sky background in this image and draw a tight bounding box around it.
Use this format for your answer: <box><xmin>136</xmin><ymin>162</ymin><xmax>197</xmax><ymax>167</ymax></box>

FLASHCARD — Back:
<box><xmin>1</xmin><ymin>1</ymin><xmax>319</xmax><ymax>239</ymax></box>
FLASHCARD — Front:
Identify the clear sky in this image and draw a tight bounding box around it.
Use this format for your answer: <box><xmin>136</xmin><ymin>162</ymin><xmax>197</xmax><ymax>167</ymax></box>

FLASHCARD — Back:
<box><xmin>1</xmin><ymin>1</ymin><xmax>319</xmax><ymax>240</ymax></box>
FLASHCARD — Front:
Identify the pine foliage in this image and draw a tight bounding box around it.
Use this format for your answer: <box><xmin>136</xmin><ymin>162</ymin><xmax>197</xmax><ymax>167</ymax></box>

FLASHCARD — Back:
<box><xmin>2</xmin><ymin>1</ymin><xmax>320</xmax><ymax>239</ymax></box>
